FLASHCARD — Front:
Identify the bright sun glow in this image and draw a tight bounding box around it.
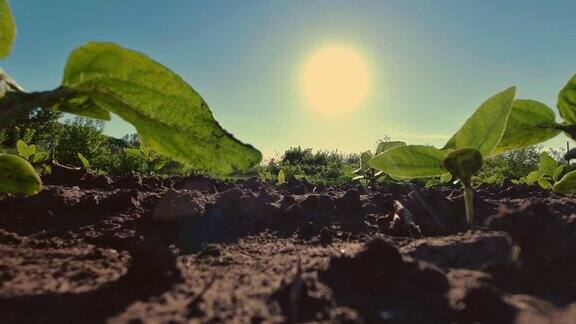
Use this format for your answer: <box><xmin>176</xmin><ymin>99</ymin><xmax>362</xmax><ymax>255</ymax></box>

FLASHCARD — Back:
<box><xmin>301</xmin><ymin>46</ymin><xmax>369</xmax><ymax>114</ymax></box>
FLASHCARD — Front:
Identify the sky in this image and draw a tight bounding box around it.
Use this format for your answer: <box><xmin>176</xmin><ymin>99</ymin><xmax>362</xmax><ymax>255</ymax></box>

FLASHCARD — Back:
<box><xmin>3</xmin><ymin>0</ymin><xmax>576</xmax><ymax>157</ymax></box>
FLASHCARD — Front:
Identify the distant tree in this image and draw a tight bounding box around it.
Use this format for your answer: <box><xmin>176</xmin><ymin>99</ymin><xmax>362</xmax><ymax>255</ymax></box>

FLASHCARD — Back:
<box><xmin>0</xmin><ymin>107</ymin><xmax>62</xmax><ymax>151</ymax></box>
<box><xmin>55</xmin><ymin>117</ymin><xmax>118</xmax><ymax>171</ymax></box>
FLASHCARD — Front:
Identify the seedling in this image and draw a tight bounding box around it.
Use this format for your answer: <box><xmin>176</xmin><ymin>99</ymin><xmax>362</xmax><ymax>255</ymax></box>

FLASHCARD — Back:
<box><xmin>77</xmin><ymin>153</ymin><xmax>90</xmax><ymax>170</ymax></box>
<box><xmin>443</xmin><ymin>148</ymin><xmax>483</xmax><ymax>223</ymax></box>
<box><xmin>277</xmin><ymin>169</ymin><xmax>286</xmax><ymax>185</ymax></box>
<box><xmin>512</xmin><ymin>152</ymin><xmax>564</xmax><ymax>189</ymax></box>
<box><xmin>124</xmin><ymin>148</ymin><xmax>168</xmax><ymax>176</ymax></box>
<box><xmin>352</xmin><ymin>141</ymin><xmax>406</xmax><ymax>186</ymax></box>
<box><xmin>0</xmin><ymin>0</ymin><xmax>261</xmax><ymax>195</ymax></box>
<box><xmin>15</xmin><ymin>139</ymin><xmax>51</xmax><ymax>173</ymax></box>
<box><xmin>369</xmin><ymin>87</ymin><xmax>517</xmax><ymax>224</ymax></box>
<box><xmin>352</xmin><ymin>151</ymin><xmax>384</xmax><ymax>186</ymax></box>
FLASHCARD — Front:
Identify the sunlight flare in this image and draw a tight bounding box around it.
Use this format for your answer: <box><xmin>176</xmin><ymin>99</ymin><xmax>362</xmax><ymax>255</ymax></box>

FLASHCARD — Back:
<box><xmin>301</xmin><ymin>46</ymin><xmax>369</xmax><ymax>114</ymax></box>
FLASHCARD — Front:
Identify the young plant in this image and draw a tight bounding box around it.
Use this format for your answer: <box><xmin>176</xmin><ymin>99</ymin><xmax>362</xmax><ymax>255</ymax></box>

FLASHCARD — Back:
<box><xmin>512</xmin><ymin>152</ymin><xmax>564</xmax><ymax>189</ymax></box>
<box><xmin>124</xmin><ymin>148</ymin><xmax>168</xmax><ymax>176</ymax></box>
<box><xmin>352</xmin><ymin>141</ymin><xmax>406</xmax><ymax>186</ymax></box>
<box><xmin>443</xmin><ymin>148</ymin><xmax>483</xmax><ymax>223</ymax></box>
<box><xmin>369</xmin><ymin>87</ymin><xmax>517</xmax><ymax>224</ymax></box>
<box><xmin>352</xmin><ymin>151</ymin><xmax>384</xmax><ymax>186</ymax></box>
<box><xmin>16</xmin><ymin>139</ymin><xmax>51</xmax><ymax>173</ymax></box>
<box><xmin>77</xmin><ymin>153</ymin><xmax>90</xmax><ymax>170</ymax></box>
<box><xmin>0</xmin><ymin>0</ymin><xmax>261</xmax><ymax>195</ymax></box>
<box><xmin>277</xmin><ymin>169</ymin><xmax>286</xmax><ymax>185</ymax></box>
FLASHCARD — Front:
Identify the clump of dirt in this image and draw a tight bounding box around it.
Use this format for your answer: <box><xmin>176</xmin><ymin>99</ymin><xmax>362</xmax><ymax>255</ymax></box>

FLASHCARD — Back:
<box><xmin>0</xmin><ymin>175</ymin><xmax>575</xmax><ymax>323</ymax></box>
<box><xmin>320</xmin><ymin>237</ymin><xmax>453</xmax><ymax>322</ymax></box>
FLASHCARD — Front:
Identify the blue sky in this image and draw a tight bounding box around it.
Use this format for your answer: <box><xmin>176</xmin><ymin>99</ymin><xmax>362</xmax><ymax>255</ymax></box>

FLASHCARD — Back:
<box><xmin>3</xmin><ymin>0</ymin><xmax>576</xmax><ymax>156</ymax></box>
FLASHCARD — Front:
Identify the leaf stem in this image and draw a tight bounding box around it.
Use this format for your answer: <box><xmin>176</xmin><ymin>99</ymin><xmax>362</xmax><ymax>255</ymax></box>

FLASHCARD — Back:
<box><xmin>463</xmin><ymin>183</ymin><xmax>474</xmax><ymax>224</ymax></box>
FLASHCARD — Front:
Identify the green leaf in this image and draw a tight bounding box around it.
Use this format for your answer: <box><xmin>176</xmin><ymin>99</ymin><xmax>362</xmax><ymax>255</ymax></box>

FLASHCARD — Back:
<box><xmin>440</xmin><ymin>173</ymin><xmax>452</xmax><ymax>183</ymax></box>
<box><xmin>455</xmin><ymin>87</ymin><xmax>516</xmax><ymax>156</ymax></box>
<box><xmin>553</xmin><ymin>170</ymin><xmax>576</xmax><ymax>194</ymax></box>
<box><xmin>62</xmin><ymin>42</ymin><xmax>262</xmax><ymax>177</ymax></box>
<box><xmin>0</xmin><ymin>153</ymin><xmax>42</xmax><ymax>195</ymax></box>
<box><xmin>124</xmin><ymin>147</ymin><xmax>146</xmax><ymax>159</ymax></box>
<box><xmin>368</xmin><ymin>145</ymin><xmax>448</xmax><ymax>179</ymax></box>
<box><xmin>376</xmin><ymin>141</ymin><xmax>406</xmax><ymax>154</ymax></box>
<box><xmin>525</xmin><ymin>170</ymin><xmax>541</xmax><ymax>185</ymax></box>
<box><xmin>538</xmin><ymin>152</ymin><xmax>557</xmax><ymax>178</ymax></box>
<box><xmin>538</xmin><ymin>179</ymin><xmax>552</xmax><ymax>189</ymax></box>
<box><xmin>77</xmin><ymin>153</ymin><xmax>90</xmax><ymax>169</ymax></box>
<box><xmin>425</xmin><ymin>178</ymin><xmax>440</xmax><ymax>188</ymax></box>
<box><xmin>31</xmin><ymin>151</ymin><xmax>49</xmax><ymax>164</ymax></box>
<box><xmin>443</xmin><ymin>148</ymin><xmax>483</xmax><ymax>186</ymax></box>
<box><xmin>341</xmin><ymin>164</ymin><xmax>356</xmax><ymax>178</ymax></box>
<box><xmin>553</xmin><ymin>164</ymin><xmax>564</xmax><ymax>182</ymax></box>
<box><xmin>16</xmin><ymin>139</ymin><xmax>36</xmax><ymax>160</ymax></box>
<box><xmin>442</xmin><ymin>133</ymin><xmax>457</xmax><ymax>151</ymax></box>
<box><xmin>492</xmin><ymin>100</ymin><xmax>561</xmax><ymax>155</ymax></box>
<box><xmin>277</xmin><ymin>169</ymin><xmax>286</xmax><ymax>184</ymax></box>
<box><xmin>16</xmin><ymin>139</ymin><xmax>27</xmax><ymax>158</ymax></box>
<box><xmin>360</xmin><ymin>151</ymin><xmax>373</xmax><ymax>171</ymax></box>
<box><xmin>0</xmin><ymin>0</ymin><xmax>16</xmax><ymax>59</ymax></box>
<box><xmin>558</xmin><ymin>73</ymin><xmax>576</xmax><ymax>125</ymax></box>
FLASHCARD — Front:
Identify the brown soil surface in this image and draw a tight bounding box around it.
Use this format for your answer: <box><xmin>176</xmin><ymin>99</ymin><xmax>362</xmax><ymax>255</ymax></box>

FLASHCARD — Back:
<box><xmin>1</xmin><ymin>172</ymin><xmax>576</xmax><ymax>323</ymax></box>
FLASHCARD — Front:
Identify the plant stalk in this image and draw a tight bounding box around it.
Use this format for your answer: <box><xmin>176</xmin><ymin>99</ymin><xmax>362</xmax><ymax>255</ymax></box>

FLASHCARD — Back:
<box><xmin>463</xmin><ymin>183</ymin><xmax>474</xmax><ymax>224</ymax></box>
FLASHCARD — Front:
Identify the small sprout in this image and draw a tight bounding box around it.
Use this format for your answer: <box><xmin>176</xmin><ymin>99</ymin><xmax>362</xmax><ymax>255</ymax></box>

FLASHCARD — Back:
<box><xmin>443</xmin><ymin>148</ymin><xmax>482</xmax><ymax>224</ymax></box>
<box><xmin>77</xmin><ymin>152</ymin><xmax>90</xmax><ymax>169</ymax></box>
<box><xmin>514</xmin><ymin>152</ymin><xmax>565</xmax><ymax>190</ymax></box>
<box><xmin>16</xmin><ymin>139</ymin><xmax>36</xmax><ymax>161</ymax></box>
<box><xmin>0</xmin><ymin>153</ymin><xmax>42</xmax><ymax>195</ymax></box>
<box><xmin>277</xmin><ymin>169</ymin><xmax>286</xmax><ymax>185</ymax></box>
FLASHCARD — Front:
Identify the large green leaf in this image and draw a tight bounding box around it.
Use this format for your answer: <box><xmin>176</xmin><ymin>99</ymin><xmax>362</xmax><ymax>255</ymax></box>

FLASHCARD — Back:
<box><xmin>553</xmin><ymin>170</ymin><xmax>576</xmax><ymax>194</ymax></box>
<box><xmin>368</xmin><ymin>145</ymin><xmax>448</xmax><ymax>179</ymax></box>
<box><xmin>492</xmin><ymin>100</ymin><xmax>560</xmax><ymax>155</ymax></box>
<box><xmin>442</xmin><ymin>132</ymin><xmax>457</xmax><ymax>151</ymax></box>
<box><xmin>455</xmin><ymin>87</ymin><xmax>516</xmax><ymax>157</ymax></box>
<box><xmin>0</xmin><ymin>0</ymin><xmax>15</xmax><ymax>58</ymax></box>
<box><xmin>0</xmin><ymin>153</ymin><xmax>42</xmax><ymax>195</ymax></box>
<box><xmin>62</xmin><ymin>42</ymin><xmax>262</xmax><ymax>176</ymax></box>
<box><xmin>558</xmin><ymin>73</ymin><xmax>576</xmax><ymax>125</ymax></box>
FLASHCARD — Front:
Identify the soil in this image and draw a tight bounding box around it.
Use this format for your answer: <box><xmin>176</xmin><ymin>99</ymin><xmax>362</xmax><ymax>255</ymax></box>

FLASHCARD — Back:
<box><xmin>1</xmin><ymin>170</ymin><xmax>576</xmax><ymax>323</ymax></box>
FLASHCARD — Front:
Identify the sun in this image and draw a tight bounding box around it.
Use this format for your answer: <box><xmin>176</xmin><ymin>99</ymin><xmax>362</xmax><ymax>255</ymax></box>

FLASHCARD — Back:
<box><xmin>301</xmin><ymin>46</ymin><xmax>369</xmax><ymax>114</ymax></box>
